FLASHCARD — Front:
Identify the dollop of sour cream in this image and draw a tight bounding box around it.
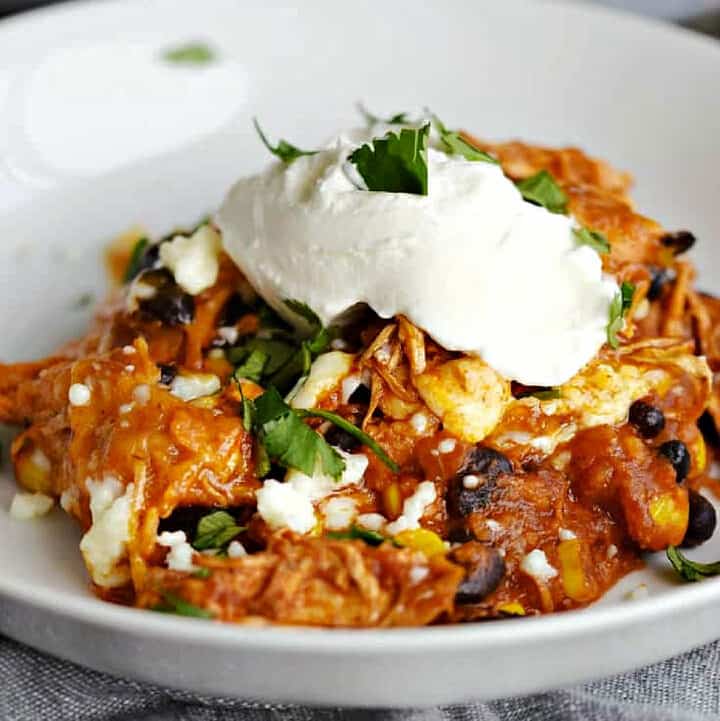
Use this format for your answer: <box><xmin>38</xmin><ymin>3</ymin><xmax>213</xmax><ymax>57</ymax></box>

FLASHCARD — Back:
<box><xmin>218</xmin><ymin>125</ymin><xmax>618</xmax><ymax>385</ymax></box>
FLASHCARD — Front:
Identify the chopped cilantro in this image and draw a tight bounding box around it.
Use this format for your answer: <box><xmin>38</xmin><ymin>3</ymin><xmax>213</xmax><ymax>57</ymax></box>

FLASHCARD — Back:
<box><xmin>573</xmin><ymin>227</ymin><xmax>610</xmax><ymax>255</ymax></box>
<box><xmin>357</xmin><ymin>104</ymin><xmax>411</xmax><ymax>126</ymax></box>
<box><xmin>163</xmin><ymin>43</ymin><xmax>216</xmax><ymax>65</ymax></box>
<box><xmin>232</xmin><ymin>348</ymin><xmax>269</xmax><ymax>383</ymax></box>
<box><xmin>283</xmin><ymin>299</ymin><xmax>322</xmax><ymax>328</ymax></box>
<box><xmin>431</xmin><ymin>114</ymin><xmax>497</xmax><ymax>163</ymax></box>
<box><xmin>253</xmin><ymin>118</ymin><xmax>318</xmax><ymax>164</ymax></box>
<box><xmin>248</xmin><ymin>387</ymin><xmax>345</xmax><ymax>479</ymax></box>
<box><xmin>531</xmin><ymin>388</ymin><xmax>562</xmax><ymax>401</ymax></box>
<box><xmin>123</xmin><ymin>237</ymin><xmax>149</xmax><ymax>283</ymax></box>
<box><xmin>667</xmin><ymin>545</ymin><xmax>720</xmax><ymax>582</ymax></box>
<box><xmin>192</xmin><ymin>567</ymin><xmax>212</xmax><ymax>579</ymax></box>
<box><xmin>606</xmin><ymin>281</ymin><xmax>636</xmax><ymax>349</ymax></box>
<box><xmin>348</xmin><ymin>124</ymin><xmax>430</xmax><ymax>195</ymax></box>
<box><xmin>152</xmin><ymin>592</ymin><xmax>213</xmax><ymax>618</ymax></box>
<box><xmin>192</xmin><ymin>510</ymin><xmax>245</xmax><ymax>552</ymax></box>
<box><xmin>516</xmin><ymin>170</ymin><xmax>568</xmax><ymax>214</ymax></box>
<box><xmin>298</xmin><ymin>407</ymin><xmax>398</xmax><ymax>473</ymax></box>
<box><xmin>327</xmin><ymin>525</ymin><xmax>387</xmax><ymax>546</ymax></box>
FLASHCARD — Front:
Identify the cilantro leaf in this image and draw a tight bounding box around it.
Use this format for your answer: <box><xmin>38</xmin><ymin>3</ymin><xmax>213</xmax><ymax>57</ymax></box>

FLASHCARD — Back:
<box><xmin>431</xmin><ymin>114</ymin><xmax>497</xmax><ymax>164</ymax></box>
<box><xmin>253</xmin><ymin>118</ymin><xmax>317</xmax><ymax>164</ymax></box>
<box><xmin>192</xmin><ymin>510</ymin><xmax>245</xmax><ymax>551</ymax></box>
<box><xmin>357</xmin><ymin>104</ymin><xmax>410</xmax><ymax>126</ymax></box>
<box><xmin>163</xmin><ymin>43</ymin><xmax>215</xmax><ymax>65</ymax></box>
<box><xmin>283</xmin><ymin>299</ymin><xmax>322</xmax><ymax>329</ymax></box>
<box><xmin>667</xmin><ymin>545</ymin><xmax>720</xmax><ymax>582</ymax></box>
<box><xmin>516</xmin><ymin>170</ymin><xmax>568</xmax><ymax>214</ymax></box>
<box><xmin>123</xmin><ymin>237</ymin><xmax>149</xmax><ymax>284</ymax></box>
<box><xmin>232</xmin><ymin>349</ymin><xmax>268</xmax><ymax>383</ymax></box>
<box><xmin>573</xmin><ymin>227</ymin><xmax>610</xmax><ymax>255</ymax></box>
<box><xmin>228</xmin><ymin>338</ymin><xmax>295</xmax><ymax>376</ymax></box>
<box><xmin>531</xmin><ymin>388</ymin><xmax>561</xmax><ymax>401</ymax></box>
<box><xmin>327</xmin><ymin>525</ymin><xmax>387</xmax><ymax>546</ymax></box>
<box><xmin>348</xmin><ymin>124</ymin><xmax>430</xmax><ymax>195</ymax></box>
<box><xmin>298</xmin><ymin>407</ymin><xmax>399</xmax><ymax>472</ymax></box>
<box><xmin>250</xmin><ymin>387</ymin><xmax>345</xmax><ymax>479</ymax></box>
<box><xmin>606</xmin><ymin>281</ymin><xmax>636</xmax><ymax>349</ymax></box>
<box><xmin>152</xmin><ymin>592</ymin><xmax>213</xmax><ymax>618</ymax></box>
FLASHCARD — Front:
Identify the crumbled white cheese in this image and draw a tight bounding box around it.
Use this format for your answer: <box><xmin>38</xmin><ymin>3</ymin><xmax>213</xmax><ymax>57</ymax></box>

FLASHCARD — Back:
<box><xmin>157</xmin><ymin>530</ymin><xmax>196</xmax><ymax>572</ymax></box>
<box><xmin>217</xmin><ymin>326</ymin><xmax>239</xmax><ymax>345</ymax></box>
<box><xmin>438</xmin><ymin>438</ymin><xmax>456</xmax><ymax>454</ymax></box>
<box><xmin>79</xmin><ymin>478</ymin><xmax>134</xmax><ymax>588</ymax></box>
<box><xmin>341</xmin><ymin>374</ymin><xmax>363</xmax><ymax>404</ymax></box>
<box><xmin>323</xmin><ymin>496</ymin><xmax>357</xmax><ymax>531</ymax></box>
<box><xmin>356</xmin><ymin>512</ymin><xmax>387</xmax><ymax>532</ymax></box>
<box><xmin>124</xmin><ymin>364</ymin><xmax>135</xmax><ymax>373</ymax></box>
<box><xmin>256</xmin><ymin>479</ymin><xmax>316</xmax><ymax>533</ymax></box>
<box><xmin>410</xmin><ymin>412</ymin><xmax>428</xmax><ymax>434</ymax></box>
<box><xmin>290</xmin><ymin>351</ymin><xmax>355</xmax><ymax>409</ymax></box>
<box><xmin>60</xmin><ymin>485</ymin><xmax>80</xmax><ymax>514</ymax></box>
<box><xmin>607</xmin><ymin>544</ymin><xmax>618</xmax><ymax>559</ymax></box>
<box><xmin>159</xmin><ymin>224</ymin><xmax>221</xmax><ymax>295</ymax></box>
<box><xmin>170</xmin><ymin>373</ymin><xmax>221</xmax><ymax>401</ymax></box>
<box><xmin>463</xmin><ymin>474</ymin><xmax>481</xmax><ymax>490</ymax></box>
<box><xmin>68</xmin><ymin>383</ymin><xmax>91</xmax><ymax>406</ymax></box>
<box><xmin>9</xmin><ymin>492</ymin><xmax>54</xmax><ymax>519</ymax></box>
<box><xmin>625</xmin><ymin>583</ymin><xmax>649</xmax><ymax>601</ymax></box>
<box><xmin>285</xmin><ymin>448</ymin><xmax>368</xmax><ymax>502</ymax></box>
<box><xmin>133</xmin><ymin>384</ymin><xmax>151</xmax><ymax>405</ymax></box>
<box><xmin>486</xmin><ymin>519</ymin><xmax>503</xmax><ymax>534</ymax></box>
<box><xmin>409</xmin><ymin>565</ymin><xmax>430</xmax><ymax>584</ymax></box>
<box><xmin>126</xmin><ymin>275</ymin><xmax>158</xmax><ymax>313</ymax></box>
<box><xmin>385</xmin><ymin>481</ymin><xmax>437</xmax><ymax>535</ymax></box>
<box><xmin>122</xmin><ymin>345</ymin><xmax>135</xmax><ymax>355</ymax></box>
<box><xmin>119</xmin><ymin>402</ymin><xmax>134</xmax><ymax>415</ymax></box>
<box><xmin>558</xmin><ymin>528</ymin><xmax>577</xmax><ymax>541</ymax></box>
<box><xmin>520</xmin><ymin>549</ymin><xmax>558</xmax><ymax>583</ymax></box>
<box><xmin>227</xmin><ymin>540</ymin><xmax>247</xmax><ymax>558</ymax></box>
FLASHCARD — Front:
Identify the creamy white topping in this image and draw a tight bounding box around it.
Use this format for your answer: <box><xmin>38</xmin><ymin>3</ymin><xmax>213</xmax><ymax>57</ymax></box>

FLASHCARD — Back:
<box><xmin>218</xmin><ymin>126</ymin><xmax>618</xmax><ymax>386</ymax></box>
<box><xmin>9</xmin><ymin>492</ymin><xmax>54</xmax><ymax>520</ymax></box>
<box><xmin>159</xmin><ymin>224</ymin><xmax>221</xmax><ymax>296</ymax></box>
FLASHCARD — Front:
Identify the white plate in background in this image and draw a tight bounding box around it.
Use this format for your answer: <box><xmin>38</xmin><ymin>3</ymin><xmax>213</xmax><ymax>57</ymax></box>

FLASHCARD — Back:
<box><xmin>0</xmin><ymin>0</ymin><xmax>719</xmax><ymax>707</ymax></box>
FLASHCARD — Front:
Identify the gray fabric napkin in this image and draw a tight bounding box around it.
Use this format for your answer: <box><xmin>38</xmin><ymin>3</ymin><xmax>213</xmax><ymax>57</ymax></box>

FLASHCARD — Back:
<box><xmin>1</xmin><ymin>632</ymin><xmax>719</xmax><ymax>721</ymax></box>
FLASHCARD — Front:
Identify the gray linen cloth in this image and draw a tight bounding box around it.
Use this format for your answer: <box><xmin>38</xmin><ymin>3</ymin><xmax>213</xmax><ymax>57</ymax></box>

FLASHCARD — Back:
<box><xmin>1</xmin><ymin>633</ymin><xmax>720</xmax><ymax>720</ymax></box>
<box><xmin>1</xmin><ymin>4</ymin><xmax>719</xmax><ymax>721</ymax></box>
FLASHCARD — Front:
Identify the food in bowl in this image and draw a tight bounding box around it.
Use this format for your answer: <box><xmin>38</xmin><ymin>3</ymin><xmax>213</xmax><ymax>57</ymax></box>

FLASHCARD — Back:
<box><xmin>1</xmin><ymin>110</ymin><xmax>718</xmax><ymax>626</ymax></box>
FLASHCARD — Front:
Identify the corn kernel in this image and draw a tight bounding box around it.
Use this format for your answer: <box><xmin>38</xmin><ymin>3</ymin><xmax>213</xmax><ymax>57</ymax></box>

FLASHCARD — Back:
<box><xmin>649</xmin><ymin>493</ymin><xmax>686</xmax><ymax>531</ymax></box>
<box><xmin>383</xmin><ymin>482</ymin><xmax>402</xmax><ymax>519</ymax></box>
<box><xmin>497</xmin><ymin>602</ymin><xmax>525</xmax><ymax>616</ymax></box>
<box><xmin>694</xmin><ymin>434</ymin><xmax>707</xmax><ymax>475</ymax></box>
<box><xmin>394</xmin><ymin>528</ymin><xmax>446</xmax><ymax>557</ymax></box>
<box><xmin>558</xmin><ymin>538</ymin><xmax>593</xmax><ymax>602</ymax></box>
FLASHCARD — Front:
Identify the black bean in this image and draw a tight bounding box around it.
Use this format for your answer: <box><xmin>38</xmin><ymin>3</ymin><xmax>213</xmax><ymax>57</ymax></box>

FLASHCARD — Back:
<box><xmin>629</xmin><ymin>400</ymin><xmax>665</xmax><ymax>438</ymax></box>
<box><xmin>647</xmin><ymin>266</ymin><xmax>673</xmax><ymax>301</ymax></box>
<box><xmin>218</xmin><ymin>293</ymin><xmax>250</xmax><ymax>327</ymax></box>
<box><xmin>661</xmin><ymin>230</ymin><xmax>696</xmax><ymax>256</ymax></box>
<box><xmin>348</xmin><ymin>383</ymin><xmax>371</xmax><ymax>405</ymax></box>
<box><xmin>447</xmin><ymin>525</ymin><xmax>475</xmax><ymax>544</ymax></box>
<box><xmin>136</xmin><ymin>270</ymin><xmax>195</xmax><ymax>326</ymax></box>
<box><xmin>658</xmin><ymin>440</ymin><xmax>691</xmax><ymax>482</ymax></box>
<box><xmin>453</xmin><ymin>545</ymin><xmax>506</xmax><ymax>605</ymax></box>
<box><xmin>324</xmin><ymin>425</ymin><xmax>361</xmax><ymax>452</ymax></box>
<box><xmin>158</xmin><ymin>363</ymin><xmax>177</xmax><ymax>386</ymax></box>
<box><xmin>682</xmin><ymin>490</ymin><xmax>717</xmax><ymax>548</ymax></box>
<box><xmin>447</xmin><ymin>446</ymin><xmax>512</xmax><ymax>518</ymax></box>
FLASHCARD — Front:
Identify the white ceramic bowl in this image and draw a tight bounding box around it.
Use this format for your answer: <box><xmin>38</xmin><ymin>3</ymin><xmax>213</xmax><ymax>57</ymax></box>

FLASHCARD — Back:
<box><xmin>0</xmin><ymin>0</ymin><xmax>719</xmax><ymax>707</ymax></box>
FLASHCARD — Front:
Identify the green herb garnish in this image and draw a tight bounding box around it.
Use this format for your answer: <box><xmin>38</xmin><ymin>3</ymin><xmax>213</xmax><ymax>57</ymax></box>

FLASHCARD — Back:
<box><xmin>192</xmin><ymin>510</ymin><xmax>246</xmax><ymax>552</ymax></box>
<box><xmin>348</xmin><ymin>124</ymin><xmax>430</xmax><ymax>195</ymax></box>
<box><xmin>516</xmin><ymin>170</ymin><xmax>568</xmax><ymax>214</ymax></box>
<box><xmin>431</xmin><ymin>114</ymin><xmax>497</xmax><ymax>163</ymax></box>
<box><xmin>232</xmin><ymin>349</ymin><xmax>269</xmax><ymax>383</ymax></box>
<box><xmin>530</xmin><ymin>388</ymin><xmax>562</xmax><ymax>401</ymax></box>
<box><xmin>606</xmin><ymin>281</ymin><xmax>636</xmax><ymax>349</ymax></box>
<box><xmin>192</xmin><ymin>567</ymin><xmax>212</xmax><ymax>579</ymax></box>
<box><xmin>573</xmin><ymin>227</ymin><xmax>610</xmax><ymax>255</ymax></box>
<box><xmin>248</xmin><ymin>387</ymin><xmax>345</xmax><ymax>479</ymax></box>
<box><xmin>297</xmin><ymin>407</ymin><xmax>398</xmax><ymax>473</ymax></box>
<box><xmin>253</xmin><ymin>118</ymin><xmax>317</xmax><ymax>164</ymax></box>
<box><xmin>152</xmin><ymin>592</ymin><xmax>213</xmax><ymax>618</ymax></box>
<box><xmin>667</xmin><ymin>545</ymin><xmax>720</xmax><ymax>582</ymax></box>
<box><xmin>327</xmin><ymin>525</ymin><xmax>387</xmax><ymax>546</ymax></box>
<box><xmin>357</xmin><ymin>104</ymin><xmax>411</xmax><ymax>126</ymax></box>
<box><xmin>163</xmin><ymin>43</ymin><xmax>216</xmax><ymax>65</ymax></box>
<box><xmin>123</xmin><ymin>237</ymin><xmax>149</xmax><ymax>283</ymax></box>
